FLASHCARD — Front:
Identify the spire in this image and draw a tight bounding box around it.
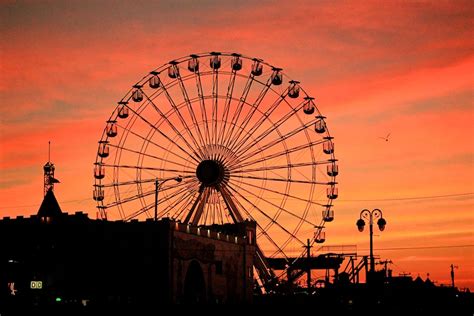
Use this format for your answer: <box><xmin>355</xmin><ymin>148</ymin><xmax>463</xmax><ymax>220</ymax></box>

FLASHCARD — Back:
<box><xmin>43</xmin><ymin>141</ymin><xmax>60</xmax><ymax>196</ymax></box>
<box><xmin>37</xmin><ymin>188</ymin><xmax>63</xmax><ymax>218</ymax></box>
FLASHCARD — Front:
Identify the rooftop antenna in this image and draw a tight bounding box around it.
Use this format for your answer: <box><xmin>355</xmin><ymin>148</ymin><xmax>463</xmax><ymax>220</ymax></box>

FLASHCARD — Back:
<box><xmin>43</xmin><ymin>141</ymin><xmax>60</xmax><ymax>196</ymax></box>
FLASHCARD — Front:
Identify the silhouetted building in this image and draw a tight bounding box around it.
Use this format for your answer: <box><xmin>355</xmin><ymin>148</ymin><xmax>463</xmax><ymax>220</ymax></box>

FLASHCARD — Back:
<box><xmin>1</xmin><ymin>190</ymin><xmax>255</xmax><ymax>309</ymax></box>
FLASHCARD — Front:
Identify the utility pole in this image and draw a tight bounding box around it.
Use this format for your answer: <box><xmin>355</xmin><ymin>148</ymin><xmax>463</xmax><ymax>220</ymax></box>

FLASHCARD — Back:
<box><xmin>154</xmin><ymin>176</ymin><xmax>183</xmax><ymax>222</ymax></box>
<box><xmin>450</xmin><ymin>264</ymin><xmax>458</xmax><ymax>288</ymax></box>
<box><xmin>303</xmin><ymin>238</ymin><xmax>312</xmax><ymax>291</ymax></box>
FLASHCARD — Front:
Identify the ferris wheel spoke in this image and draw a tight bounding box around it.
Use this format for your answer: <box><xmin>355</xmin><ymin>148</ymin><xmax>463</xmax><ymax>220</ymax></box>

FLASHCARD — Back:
<box><xmin>229</xmin><ymin>180</ymin><xmax>317</xmax><ymax>227</ymax></box>
<box><xmin>121</xmin><ymin>202</ymin><xmax>155</xmax><ymax>221</ymax></box>
<box><xmin>102</xmin><ymin>163</ymin><xmax>194</xmax><ymax>175</ymax></box>
<box><xmin>121</xmin><ymin>104</ymin><xmax>200</xmax><ymax>164</ymax></box>
<box><xmin>218</xmin><ymin>188</ymin><xmax>286</xmax><ymax>257</ymax></box>
<box><xmin>212</xmin><ymin>67</ymin><xmax>219</xmax><ymax>145</ymax></box>
<box><xmin>194</xmin><ymin>71</ymin><xmax>211</xmax><ymax>146</ymax></box>
<box><xmin>234</xmin><ymin>141</ymin><xmax>319</xmax><ymax>171</ymax></box>
<box><xmin>228</xmin><ymin>77</ymin><xmax>272</xmax><ymax>152</ymax></box>
<box><xmin>237</xmin><ymin>118</ymin><xmax>317</xmax><ymax>163</ymax></box>
<box><xmin>257</xmin><ymin>229</ymin><xmax>290</xmax><ymax>260</ymax></box>
<box><xmin>97</xmin><ymin>177</ymin><xmax>160</xmax><ymax>188</ymax></box>
<box><xmin>122</xmin><ymin>202</ymin><xmax>155</xmax><ymax>221</ymax></box>
<box><xmin>234</xmin><ymin>100</ymin><xmax>308</xmax><ymax>158</ymax></box>
<box><xmin>232</xmin><ymin>160</ymin><xmax>333</xmax><ymax>174</ymax></box>
<box><xmin>175</xmin><ymin>70</ymin><xmax>208</xmax><ymax>153</ymax></box>
<box><xmin>225</xmin><ymin>181</ymin><xmax>305</xmax><ymax>245</ymax></box>
<box><xmin>122</xmin><ymin>181</ymin><xmax>196</xmax><ymax>221</ymax></box>
<box><xmin>104</xmin><ymin>177</ymin><xmax>194</xmax><ymax>209</ymax></box>
<box><xmin>108</xmin><ymin>142</ymin><xmax>192</xmax><ymax>170</ymax></box>
<box><xmin>232</xmin><ymin>177</ymin><xmax>326</xmax><ymax>207</ymax></box>
<box><xmin>223</xmin><ymin>73</ymin><xmax>255</xmax><ymax>149</ymax></box>
<box><xmin>144</xmin><ymin>87</ymin><xmax>204</xmax><ymax>160</ymax></box>
<box><xmin>171</xmin><ymin>187</ymin><xmax>202</xmax><ymax>221</ymax></box>
<box><xmin>225</xmin><ymin>192</ymin><xmax>290</xmax><ymax>260</ymax></box>
<box><xmin>158</xmin><ymin>78</ymin><xmax>205</xmax><ymax>156</ymax></box>
<box><xmin>159</xmin><ymin>183</ymin><xmax>197</xmax><ymax>219</ymax></box>
<box><xmin>236</xmin><ymin>138</ymin><xmax>324</xmax><ymax>170</ymax></box>
<box><xmin>158</xmin><ymin>186</ymin><xmax>199</xmax><ymax>218</ymax></box>
<box><xmin>231</xmin><ymin>174</ymin><xmax>329</xmax><ymax>185</ymax></box>
<box><xmin>231</xmin><ymin>91</ymin><xmax>289</xmax><ymax>155</ymax></box>
<box><xmin>156</xmin><ymin>179</ymin><xmax>200</xmax><ymax>212</ymax></box>
<box><xmin>171</xmin><ymin>192</ymin><xmax>200</xmax><ymax>220</ymax></box>
<box><xmin>217</xmin><ymin>69</ymin><xmax>237</xmax><ymax>145</ymax></box>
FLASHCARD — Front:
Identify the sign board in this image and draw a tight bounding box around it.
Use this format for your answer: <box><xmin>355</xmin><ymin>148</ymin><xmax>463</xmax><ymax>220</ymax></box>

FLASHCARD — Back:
<box><xmin>30</xmin><ymin>281</ymin><xmax>43</xmax><ymax>289</ymax></box>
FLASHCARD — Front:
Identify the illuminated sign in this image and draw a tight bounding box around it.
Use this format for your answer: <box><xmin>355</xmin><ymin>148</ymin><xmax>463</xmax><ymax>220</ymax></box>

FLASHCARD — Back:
<box><xmin>30</xmin><ymin>281</ymin><xmax>43</xmax><ymax>289</ymax></box>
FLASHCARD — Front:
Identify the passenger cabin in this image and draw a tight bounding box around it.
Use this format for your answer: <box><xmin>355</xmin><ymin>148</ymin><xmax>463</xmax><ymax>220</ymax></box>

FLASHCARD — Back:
<box><xmin>303</xmin><ymin>97</ymin><xmax>315</xmax><ymax>115</ymax></box>
<box><xmin>327</xmin><ymin>187</ymin><xmax>338</xmax><ymax>199</ymax></box>
<box><xmin>323</xmin><ymin>141</ymin><xmax>334</xmax><ymax>154</ymax></box>
<box><xmin>149</xmin><ymin>73</ymin><xmax>161</xmax><ymax>89</ymax></box>
<box><xmin>168</xmin><ymin>62</ymin><xmax>179</xmax><ymax>78</ymax></box>
<box><xmin>188</xmin><ymin>56</ymin><xmax>199</xmax><ymax>72</ymax></box>
<box><xmin>106</xmin><ymin>121</ymin><xmax>117</xmax><ymax>137</ymax></box>
<box><xmin>118</xmin><ymin>103</ymin><xmax>129</xmax><ymax>119</ymax></box>
<box><xmin>231</xmin><ymin>54</ymin><xmax>242</xmax><ymax>71</ymax></box>
<box><xmin>251</xmin><ymin>59</ymin><xmax>263</xmax><ymax>76</ymax></box>
<box><xmin>98</xmin><ymin>141</ymin><xmax>109</xmax><ymax>158</ymax></box>
<box><xmin>315</xmin><ymin>229</ymin><xmax>326</xmax><ymax>243</ymax></box>
<box><xmin>271</xmin><ymin>68</ymin><xmax>283</xmax><ymax>85</ymax></box>
<box><xmin>94</xmin><ymin>163</ymin><xmax>105</xmax><ymax>179</ymax></box>
<box><xmin>210</xmin><ymin>53</ymin><xmax>221</xmax><ymax>70</ymax></box>
<box><xmin>322</xmin><ymin>208</ymin><xmax>334</xmax><ymax>222</ymax></box>
<box><xmin>327</xmin><ymin>164</ymin><xmax>338</xmax><ymax>177</ymax></box>
<box><xmin>288</xmin><ymin>81</ymin><xmax>300</xmax><ymax>98</ymax></box>
<box><xmin>132</xmin><ymin>86</ymin><xmax>143</xmax><ymax>102</ymax></box>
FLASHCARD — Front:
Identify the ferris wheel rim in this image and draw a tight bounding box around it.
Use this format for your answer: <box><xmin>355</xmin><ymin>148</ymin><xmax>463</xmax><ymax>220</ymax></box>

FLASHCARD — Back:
<box><xmin>93</xmin><ymin>51</ymin><xmax>338</xmax><ymax>283</ymax></box>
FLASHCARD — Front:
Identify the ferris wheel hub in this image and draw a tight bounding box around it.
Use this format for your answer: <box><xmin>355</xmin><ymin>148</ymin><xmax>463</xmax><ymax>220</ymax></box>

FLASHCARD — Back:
<box><xmin>196</xmin><ymin>159</ymin><xmax>227</xmax><ymax>187</ymax></box>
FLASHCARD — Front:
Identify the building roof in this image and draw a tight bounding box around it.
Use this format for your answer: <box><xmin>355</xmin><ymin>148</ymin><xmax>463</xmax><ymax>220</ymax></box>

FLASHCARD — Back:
<box><xmin>37</xmin><ymin>188</ymin><xmax>63</xmax><ymax>218</ymax></box>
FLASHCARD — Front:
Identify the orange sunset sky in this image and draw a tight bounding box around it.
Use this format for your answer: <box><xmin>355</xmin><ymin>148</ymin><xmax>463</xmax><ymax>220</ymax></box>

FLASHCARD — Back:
<box><xmin>1</xmin><ymin>1</ymin><xmax>473</xmax><ymax>289</ymax></box>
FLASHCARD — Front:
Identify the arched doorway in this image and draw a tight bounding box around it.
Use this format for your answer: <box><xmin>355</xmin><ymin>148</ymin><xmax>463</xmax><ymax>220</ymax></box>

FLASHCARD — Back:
<box><xmin>184</xmin><ymin>260</ymin><xmax>206</xmax><ymax>303</ymax></box>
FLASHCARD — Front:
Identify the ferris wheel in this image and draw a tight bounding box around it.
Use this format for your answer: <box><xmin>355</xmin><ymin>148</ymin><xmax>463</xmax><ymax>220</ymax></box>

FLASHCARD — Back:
<box><xmin>93</xmin><ymin>52</ymin><xmax>338</xmax><ymax>284</ymax></box>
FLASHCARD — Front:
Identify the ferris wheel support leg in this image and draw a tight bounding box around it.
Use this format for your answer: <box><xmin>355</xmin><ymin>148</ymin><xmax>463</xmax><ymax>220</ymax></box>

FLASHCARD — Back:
<box><xmin>218</xmin><ymin>185</ymin><xmax>244</xmax><ymax>223</ymax></box>
<box><xmin>190</xmin><ymin>188</ymin><xmax>211</xmax><ymax>226</ymax></box>
<box><xmin>254</xmin><ymin>245</ymin><xmax>276</xmax><ymax>290</ymax></box>
<box><xmin>184</xmin><ymin>184</ymin><xmax>205</xmax><ymax>224</ymax></box>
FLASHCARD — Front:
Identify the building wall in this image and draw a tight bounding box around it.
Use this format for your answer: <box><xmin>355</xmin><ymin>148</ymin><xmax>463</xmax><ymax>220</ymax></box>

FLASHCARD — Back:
<box><xmin>170</xmin><ymin>225</ymin><xmax>255</xmax><ymax>303</ymax></box>
<box><xmin>0</xmin><ymin>214</ymin><xmax>255</xmax><ymax>308</ymax></box>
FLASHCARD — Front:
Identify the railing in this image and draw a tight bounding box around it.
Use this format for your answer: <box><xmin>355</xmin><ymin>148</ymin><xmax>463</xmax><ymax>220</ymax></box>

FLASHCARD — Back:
<box><xmin>317</xmin><ymin>244</ymin><xmax>357</xmax><ymax>255</ymax></box>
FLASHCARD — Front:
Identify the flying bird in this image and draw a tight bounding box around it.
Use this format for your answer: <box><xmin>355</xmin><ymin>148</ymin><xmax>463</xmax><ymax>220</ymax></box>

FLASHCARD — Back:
<box><xmin>379</xmin><ymin>133</ymin><xmax>391</xmax><ymax>142</ymax></box>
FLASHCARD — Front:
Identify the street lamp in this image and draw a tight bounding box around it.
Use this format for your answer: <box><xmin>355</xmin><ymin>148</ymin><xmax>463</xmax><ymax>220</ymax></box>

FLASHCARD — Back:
<box><xmin>154</xmin><ymin>176</ymin><xmax>183</xmax><ymax>221</ymax></box>
<box><xmin>356</xmin><ymin>208</ymin><xmax>387</xmax><ymax>273</ymax></box>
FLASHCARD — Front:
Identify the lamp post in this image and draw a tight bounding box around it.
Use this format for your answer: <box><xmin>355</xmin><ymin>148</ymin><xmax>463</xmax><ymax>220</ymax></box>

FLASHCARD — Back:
<box><xmin>154</xmin><ymin>176</ymin><xmax>183</xmax><ymax>221</ymax></box>
<box><xmin>356</xmin><ymin>208</ymin><xmax>387</xmax><ymax>273</ymax></box>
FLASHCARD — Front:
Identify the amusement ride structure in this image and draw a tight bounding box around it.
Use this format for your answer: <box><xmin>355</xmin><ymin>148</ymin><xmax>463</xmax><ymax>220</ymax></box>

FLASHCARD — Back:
<box><xmin>93</xmin><ymin>52</ymin><xmax>338</xmax><ymax>290</ymax></box>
